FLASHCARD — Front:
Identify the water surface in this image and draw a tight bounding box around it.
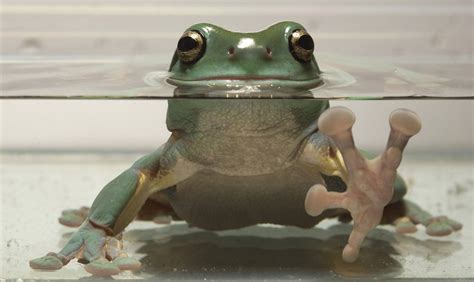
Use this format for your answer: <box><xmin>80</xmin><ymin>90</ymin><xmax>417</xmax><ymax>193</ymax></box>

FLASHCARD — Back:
<box><xmin>1</xmin><ymin>54</ymin><xmax>472</xmax><ymax>100</ymax></box>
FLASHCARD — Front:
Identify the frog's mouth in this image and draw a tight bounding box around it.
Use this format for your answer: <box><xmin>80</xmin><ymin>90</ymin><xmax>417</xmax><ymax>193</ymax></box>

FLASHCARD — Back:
<box><xmin>166</xmin><ymin>76</ymin><xmax>323</xmax><ymax>90</ymax></box>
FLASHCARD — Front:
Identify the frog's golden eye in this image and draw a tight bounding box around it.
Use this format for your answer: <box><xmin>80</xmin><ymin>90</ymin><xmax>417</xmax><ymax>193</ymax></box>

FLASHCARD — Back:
<box><xmin>177</xmin><ymin>30</ymin><xmax>206</xmax><ymax>63</ymax></box>
<box><xmin>289</xmin><ymin>29</ymin><xmax>314</xmax><ymax>62</ymax></box>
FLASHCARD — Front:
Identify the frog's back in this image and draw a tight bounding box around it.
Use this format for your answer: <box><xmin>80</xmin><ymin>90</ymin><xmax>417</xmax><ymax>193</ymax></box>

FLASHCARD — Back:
<box><xmin>166</xmin><ymin>99</ymin><xmax>328</xmax><ymax>176</ymax></box>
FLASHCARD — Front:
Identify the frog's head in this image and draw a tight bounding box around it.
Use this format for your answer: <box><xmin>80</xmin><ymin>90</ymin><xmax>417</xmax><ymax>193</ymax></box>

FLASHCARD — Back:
<box><xmin>167</xmin><ymin>21</ymin><xmax>322</xmax><ymax>89</ymax></box>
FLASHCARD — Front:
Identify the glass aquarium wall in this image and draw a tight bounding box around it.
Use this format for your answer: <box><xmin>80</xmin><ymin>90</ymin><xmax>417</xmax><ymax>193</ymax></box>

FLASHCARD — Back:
<box><xmin>1</xmin><ymin>0</ymin><xmax>472</xmax><ymax>279</ymax></box>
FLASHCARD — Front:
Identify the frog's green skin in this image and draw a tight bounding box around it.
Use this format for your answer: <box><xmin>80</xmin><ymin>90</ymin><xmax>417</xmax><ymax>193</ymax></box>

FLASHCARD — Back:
<box><xmin>30</xmin><ymin>22</ymin><xmax>462</xmax><ymax>276</ymax></box>
<box><xmin>167</xmin><ymin>22</ymin><xmax>322</xmax><ymax>89</ymax></box>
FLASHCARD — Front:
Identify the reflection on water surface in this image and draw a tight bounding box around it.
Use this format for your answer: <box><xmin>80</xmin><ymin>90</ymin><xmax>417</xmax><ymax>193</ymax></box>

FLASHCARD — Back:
<box><xmin>1</xmin><ymin>54</ymin><xmax>472</xmax><ymax>100</ymax></box>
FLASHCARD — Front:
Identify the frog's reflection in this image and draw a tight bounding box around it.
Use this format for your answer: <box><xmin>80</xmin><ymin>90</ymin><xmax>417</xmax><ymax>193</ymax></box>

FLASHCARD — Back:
<box><xmin>105</xmin><ymin>223</ymin><xmax>461</xmax><ymax>279</ymax></box>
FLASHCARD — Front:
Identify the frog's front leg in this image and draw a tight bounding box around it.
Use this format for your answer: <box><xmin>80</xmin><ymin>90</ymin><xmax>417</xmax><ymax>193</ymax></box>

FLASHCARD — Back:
<box><xmin>30</xmin><ymin>141</ymin><xmax>200</xmax><ymax>276</ymax></box>
<box><xmin>303</xmin><ymin>106</ymin><xmax>421</xmax><ymax>263</ymax></box>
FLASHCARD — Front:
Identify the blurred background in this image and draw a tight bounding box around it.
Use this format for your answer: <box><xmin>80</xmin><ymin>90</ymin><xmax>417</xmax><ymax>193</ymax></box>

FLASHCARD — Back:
<box><xmin>0</xmin><ymin>0</ymin><xmax>472</xmax><ymax>153</ymax></box>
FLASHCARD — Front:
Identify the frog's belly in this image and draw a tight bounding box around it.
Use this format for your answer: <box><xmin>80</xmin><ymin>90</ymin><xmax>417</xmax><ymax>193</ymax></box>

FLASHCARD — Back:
<box><xmin>175</xmin><ymin>133</ymin><xmax>306</xmax><ymax>176</ymax></box>
<box><xmin>164</xmin><ymin>163</ymin><xmax>342</xmax><ymax>230</ymax></box>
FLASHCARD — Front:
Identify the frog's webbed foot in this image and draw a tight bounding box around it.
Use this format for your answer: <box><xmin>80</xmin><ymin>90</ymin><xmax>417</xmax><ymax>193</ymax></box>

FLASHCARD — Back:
<box><xmin>30</xmin><ymin>220</ymin><xmax>141</xmax><ymax>276</ymax></box>
<box><xmin>305</xmin><ymin>106</ymin><xmax>421</xmax><ymax>263</ymax></box>
<box><xmin>59</xmin><ymin>206</ymin><xmax>90</xmax><ymax>227</ymax></box>
<box><xmin>393</xmin><ymin>200</ymin><xmax>462</xmax><ymax>236</ymax></box>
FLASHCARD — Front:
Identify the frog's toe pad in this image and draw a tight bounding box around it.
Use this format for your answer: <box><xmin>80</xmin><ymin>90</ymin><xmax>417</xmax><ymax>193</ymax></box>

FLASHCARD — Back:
<box><xmin>426</xmin><ymin>216</ymin><xmax>463</xmax><ymax>236</ymax></box>
<box><xmin>318</xmin><ymin>106</ymin><xmax>355</xmax><ymax>136</ymax></box>
<box><xmin>59</xmin><ymin>213</ymin><xmax>85</xmax><ymax>227</ymax></box>
<box><xmin>58</xmin><ymin>207</ymin><xmax>90</xmax><ymax>227</ymax></box>
<box><xmin>304</xmin><ymin>184</ymin><xmax>330</xmax><ymax>217</ymax></box>
<box><xmin>113</xmin><ymin>256</ymin><xmax>142</xmax><ymax>271</ymax></box>
<box><xmin>84</xmin><ymin>258</ymin><xmax>121</xmax><ymax>277</ymax></box>
<box><xmin>389</xmin><ymin>109</ymin><xmax>422</xmax><ymax>137</ymax></box>
<box><xmin>29</xmin><ymin>255</ymin><xmax>63</xmax><ymax>270</ymax></box>
<box><xmin>342</xmin><ymin>245</ymin><xmax>359</xmax><ymax>263</ymax></box>
<box><xmin>395</xmin><ymin>217</ymin><xmax>417</xmax><ymax>234</ymax></box>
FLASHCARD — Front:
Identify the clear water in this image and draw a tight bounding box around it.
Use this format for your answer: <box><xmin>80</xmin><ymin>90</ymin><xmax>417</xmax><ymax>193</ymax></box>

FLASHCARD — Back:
<box><xmin>1</xmin><ymin>54</ymin><xmax>472</xmax><ymax>99</ymax></box>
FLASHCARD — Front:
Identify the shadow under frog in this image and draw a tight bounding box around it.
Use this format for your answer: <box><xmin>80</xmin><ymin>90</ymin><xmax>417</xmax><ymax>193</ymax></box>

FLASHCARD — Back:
<box><xmin>62</xmin><ymin>223</ymin><xmax>461</xmax><ymax>279</ymax></box>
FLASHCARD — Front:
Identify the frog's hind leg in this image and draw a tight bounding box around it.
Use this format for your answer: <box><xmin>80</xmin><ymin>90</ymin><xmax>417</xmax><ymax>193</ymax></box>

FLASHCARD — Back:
<box><xmin>304</xmin><ymin>106</ymin><xmax>422</xmax><ymax>263</ymax></box>
<box><xmin>383</xmin><ymin>199</ymin><xmax>463</xmax><ymax>236</ymax></box>
<box><xmin>380</xmin><ymin>174</ymin><xmax>463</xmax><ymax>236</ymax></box>
<box><xmin>403</xmin><ymin>200</ymin><xmax>462</xmax><ymax>236</ymax></box>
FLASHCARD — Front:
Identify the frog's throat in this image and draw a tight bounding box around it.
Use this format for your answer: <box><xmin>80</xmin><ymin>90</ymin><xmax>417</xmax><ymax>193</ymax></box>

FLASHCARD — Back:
<box><xmin>166</xmin><ymin>77</ymin><xmax>323</xmax><ymax>90</ymax></box>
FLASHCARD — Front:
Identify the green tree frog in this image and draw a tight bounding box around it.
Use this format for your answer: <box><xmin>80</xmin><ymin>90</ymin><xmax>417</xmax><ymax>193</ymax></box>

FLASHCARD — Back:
<box><xmin>30</xmin><ymin>22</ymin><xmax>462</xmax><ymax>276</ymax></box>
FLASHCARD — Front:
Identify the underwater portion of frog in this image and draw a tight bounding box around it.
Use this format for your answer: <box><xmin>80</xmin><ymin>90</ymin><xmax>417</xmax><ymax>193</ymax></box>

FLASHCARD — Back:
<box><xmin>30</xmin><ymin>21</ymin><xmax>462</xmax><ymax>276</ymax></box>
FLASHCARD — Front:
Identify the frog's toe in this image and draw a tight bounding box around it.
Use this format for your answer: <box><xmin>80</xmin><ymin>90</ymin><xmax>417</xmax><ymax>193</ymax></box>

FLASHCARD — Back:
<box><xmin>401</xmin><ymin>200</ymin><xmax>463</xmax><ymax>236</ymax></box>
<box><xmin>84</xmin><ymin>258</ymin><xmax>121</xmax><ymax>277</ymax></box>
<box><xmin>389</xmin><ymin>109</ymin><xmax>422</xmax><ymax>138</ymax></box>
<box><xmin>318</xmin><ymin>106</ymin><xmax>355</xmax><ymax>137</ymax></box>
<box><xmin>426</xmin><ymin>216</ymin><xmax>463</xmax><ymax>236</ymax></box>
<box><xmin>29</xmin><ymin>254</ymin><xmax>64</xmax><ymax>270</ymax></box>
<box><xmin>447</xmin><ymin>218</ymin><xmax>463</xmax><ymax>231</ymax></box>
<box><xmin>394</xmin><ymin>217</ymin><xmax>418</xmax><ymax>234</ymax></box>
<box><xmin>103</xmin><ymin>237</ymin><xmax>142</xmax><ymax>271</ymax></box>
<box><xmin>58</xmin><ymin>206</ymin><xmax>89</xmax><ymax>227</ymax></box>
<box><xmin>81</xmin><ymin>237</ymin><xmax>141</xmax><ymax>276</ymax></box>
<box><xmin>58</xmin><ymin>213</ymin><xmax>84</xmax><ymax>227</ymax></box>
<box><xmin>113</xmin><ymin>256</ymin><xmax>142</xmax><ymax>271</ymax></box>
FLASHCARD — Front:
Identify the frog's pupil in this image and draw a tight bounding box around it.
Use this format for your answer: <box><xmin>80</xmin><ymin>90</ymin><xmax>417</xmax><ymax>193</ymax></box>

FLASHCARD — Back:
<box><xmin>178</xmin><ymin>36</ymin><xmax>198</xmax><ymax>52</ymax></box>
<box><xmin>298</xmin><ymin>35</ymin><xmax>314</xmax><ymax>50</ymax></box>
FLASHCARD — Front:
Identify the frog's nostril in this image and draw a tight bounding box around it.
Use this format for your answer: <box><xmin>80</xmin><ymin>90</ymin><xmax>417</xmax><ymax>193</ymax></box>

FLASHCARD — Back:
<box><xmin>265</xmin><ymin>47</ymin><xmax>272</xmax><ymax>59</ymax></box>
<box><xmin>228</xmin><ymin>47</ymin><xmax>235</xmax><ymax>58</ymax></box>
